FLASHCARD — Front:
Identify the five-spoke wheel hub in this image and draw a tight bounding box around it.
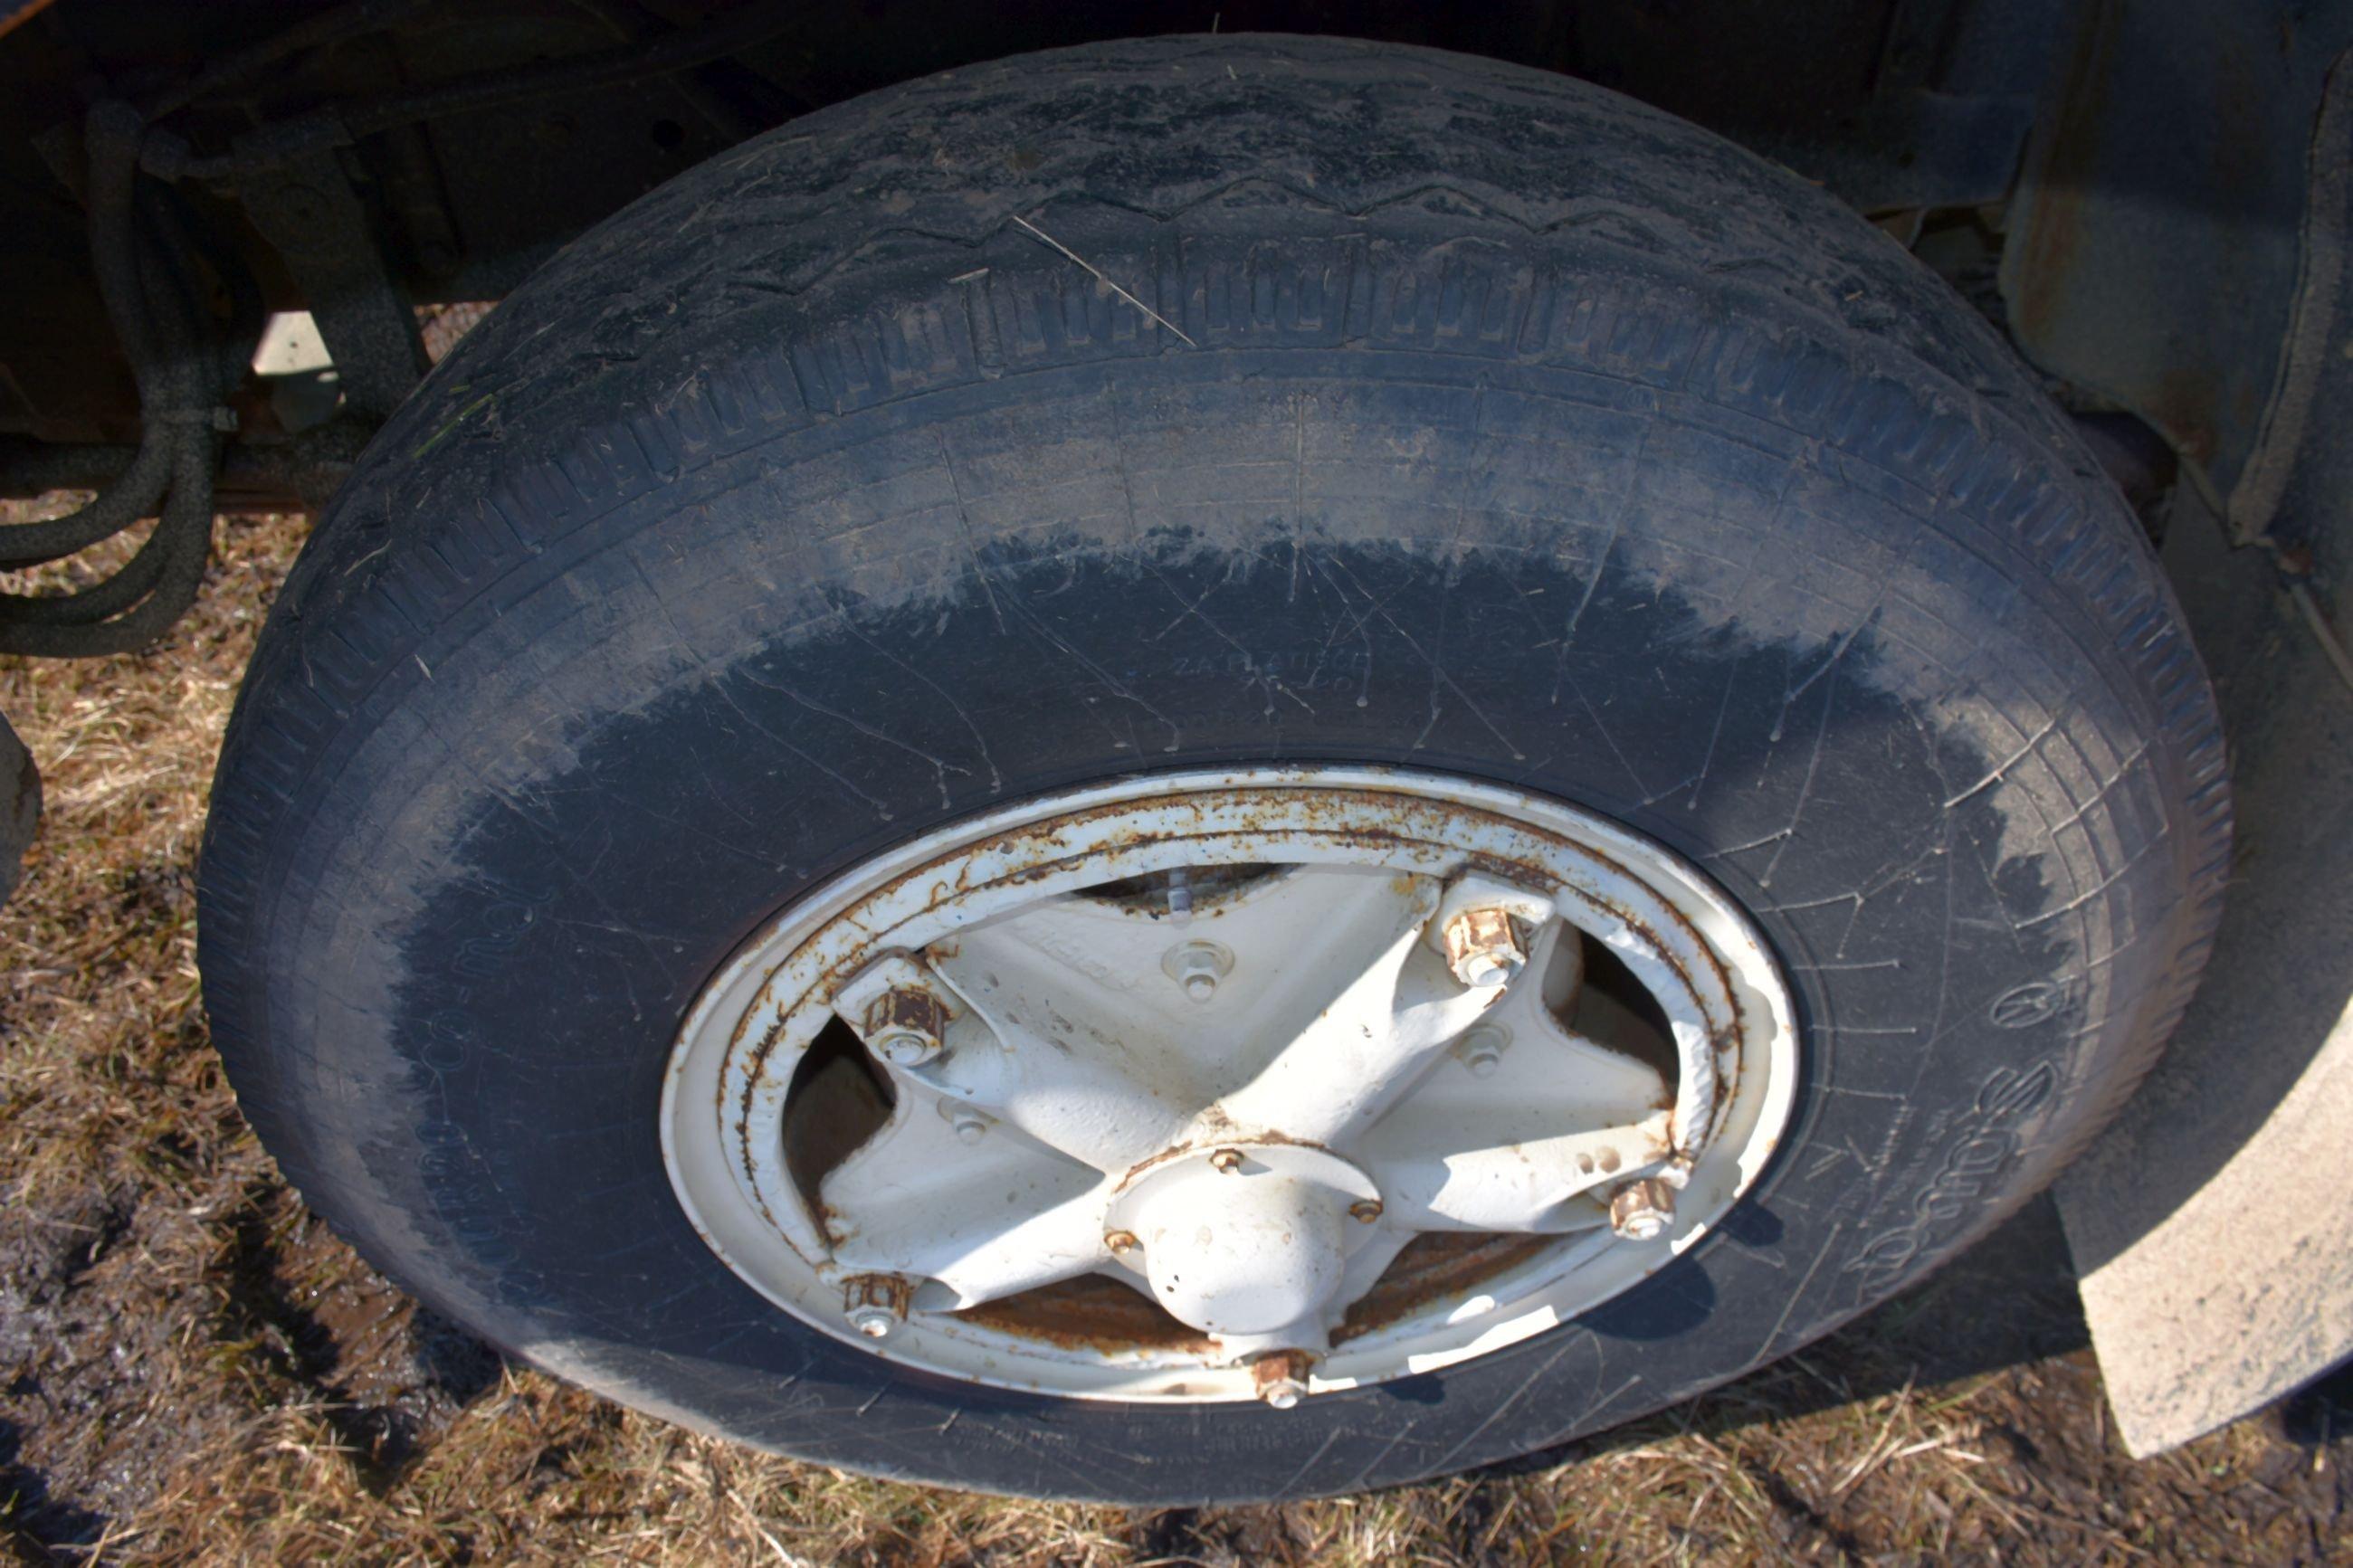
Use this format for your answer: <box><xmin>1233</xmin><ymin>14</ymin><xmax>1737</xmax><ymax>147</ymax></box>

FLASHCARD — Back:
<box><xmin>662</xmin><ymin>768</ymin><xmax>1796</xmax><ymax>1403</ymax></box>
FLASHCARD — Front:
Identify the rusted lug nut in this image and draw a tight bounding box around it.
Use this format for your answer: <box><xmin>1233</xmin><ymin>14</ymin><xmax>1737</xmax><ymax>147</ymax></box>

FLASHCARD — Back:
<box><xmin>1457</xmin><ymin>1025</ymin><xmax>1507</xmax><ymax>1078</ymax></box>
<box><xmin>1252</xmin><ymin>1350</ymin><xmax>1314</xmax><ymax>1410</ymax></box>
<box><xmin>1104</xmin><ymin>1229</ymin><xmax>1139</xmax><ymax>1255</ymax></box>
<box><xmin>843</xmin><ymin>1273</ymin><xmax>910</xmax><ymax>1338</ymax></box>
<box><xmin>1607</xmin><ymin>1178</ymin><xmax>1677</xmax><ymax>1242</ymax></box>
<box><xmin>1209</xmin><ymin>1147</ymin><xmax>1246</xmax><ymax>1174</ymax></box>
<box><xmin>863</xmin><ymin>985</ymin><xmax>948</xmax><ymax>1068</ymax></box>
<box><xmin>1348</xmin><ymin>1199</ymin><xmax>1384</xmax><ymax>1224</ymax></box>
<box><xmin>1443</xmin><ymin>908</ymin><xmax>1526</xmax><ymax>989</ymax></box>
<box><xmin>845</xmin><ymin>1303</ymin><xmax>900</xmax><ymax>1337</ymax></box>
<box><xmin>1163</xmin><ymin>939</ymin><xmax>1233</xmax><ymax>1004</ymax></box>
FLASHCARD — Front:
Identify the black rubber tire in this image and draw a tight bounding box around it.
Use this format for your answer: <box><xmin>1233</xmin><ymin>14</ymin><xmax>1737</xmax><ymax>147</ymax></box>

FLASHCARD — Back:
<box><xmin>197</xmin><ymin>36</ymin><xmax>2229</xmax><ymax>1504</ymax></box>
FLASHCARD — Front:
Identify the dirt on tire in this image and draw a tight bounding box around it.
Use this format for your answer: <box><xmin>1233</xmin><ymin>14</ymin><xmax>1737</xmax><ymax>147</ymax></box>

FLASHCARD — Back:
<box><xmin>3</xmin><ymin>498</ymin><xmax>2348</xmax><ymax>1561</ymax></box>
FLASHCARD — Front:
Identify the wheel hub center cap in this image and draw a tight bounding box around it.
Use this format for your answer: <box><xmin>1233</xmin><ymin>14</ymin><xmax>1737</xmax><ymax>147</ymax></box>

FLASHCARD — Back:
<box><xmin>1112</xmin><ymin>1145</ymin><xmax>1381</xmax><ymax>1338</ymax></box>
<box><xmin>659</xmin><ymin>768</ymin><xmax>1798</xmax><ymax>1403</ymax></box>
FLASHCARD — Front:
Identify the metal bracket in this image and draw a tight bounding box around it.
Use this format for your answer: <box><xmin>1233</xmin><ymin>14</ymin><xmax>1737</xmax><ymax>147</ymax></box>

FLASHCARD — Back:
<box><xmin>1</xmin><ymin>708</ymin><xmax>38</xmax><ymax>908</ymax></box>
<box><xmin>239</xmin><ymin>149</ymin><xmax>427</xmax><ymax>422</ymax></box>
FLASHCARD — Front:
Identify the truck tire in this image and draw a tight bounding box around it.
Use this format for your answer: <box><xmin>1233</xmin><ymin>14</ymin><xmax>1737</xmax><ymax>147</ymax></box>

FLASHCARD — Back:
<box><xmin>196</xmin><ymin>36</ymin><xmax>2229</xmax><ymax>1503</ymax></box>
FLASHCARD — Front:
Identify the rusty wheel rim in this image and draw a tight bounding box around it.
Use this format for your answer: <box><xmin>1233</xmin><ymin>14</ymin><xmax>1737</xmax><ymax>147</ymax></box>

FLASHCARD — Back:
<box><xmin>661</xmin><ymin>766</ymin><xmax>1797</xmax><ymax>1403</ymax></box>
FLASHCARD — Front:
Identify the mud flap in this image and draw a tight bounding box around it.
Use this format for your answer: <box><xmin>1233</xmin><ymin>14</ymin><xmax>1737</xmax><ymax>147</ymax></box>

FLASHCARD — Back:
<box><xmin>1</xmin><ymin>708</ymin><xmax>35</xmax><ymax>907</ymax></box>
<box><xmin>2055</xmin><ymin>136</ymin><xmax>2353</xmax><ymax>1444</ymax></box>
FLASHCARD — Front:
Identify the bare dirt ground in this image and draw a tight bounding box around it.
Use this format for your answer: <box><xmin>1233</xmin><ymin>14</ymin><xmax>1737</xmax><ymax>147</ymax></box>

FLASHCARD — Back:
<box><xmin>3</xmin><ymin>496</ymin><xmax>2350</xmax><ymax>1565</ymax></box>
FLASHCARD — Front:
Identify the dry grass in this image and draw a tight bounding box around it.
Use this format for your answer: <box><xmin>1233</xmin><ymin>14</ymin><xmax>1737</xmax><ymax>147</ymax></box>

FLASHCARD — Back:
<box><xmin>3</xmin><ymin>497</ymin><xmax>2348</xmax><ymax>1566</ymax></box>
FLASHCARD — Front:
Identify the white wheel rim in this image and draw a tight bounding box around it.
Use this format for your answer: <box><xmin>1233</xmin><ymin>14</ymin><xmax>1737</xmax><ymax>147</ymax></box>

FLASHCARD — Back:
<box><xmin>660</xmin><ymin>766</ymin><xmax>1797</xmax><ymax>1403</ymax></box>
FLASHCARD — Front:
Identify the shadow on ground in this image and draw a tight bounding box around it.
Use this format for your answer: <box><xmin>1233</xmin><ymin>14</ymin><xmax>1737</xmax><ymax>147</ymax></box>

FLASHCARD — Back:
<box><xmin>1500</xmin><ymin>1193</ymin><xmax>2094</xmax><ymax>1476</ymax></box>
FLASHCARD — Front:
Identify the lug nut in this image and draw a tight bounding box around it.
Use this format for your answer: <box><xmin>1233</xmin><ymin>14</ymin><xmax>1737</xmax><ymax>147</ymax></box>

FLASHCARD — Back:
<box><xmin>1105</xmin><ymin>1229</ymin><xmax>1139</xmax><ymax>1255</ymax></box>
<box><xmin>1163</xmin><ymin>939</ymin><xmax>1234</xmax><ymax>1004</ymax></box>
<box><xmin>1443</xmin><ymin>908</ymin><xmax>1526</xmax><ymax>989</ymax></box>
<box><xmin>864</xmin><ymin>986</ymin><xmax>948</xmax><ymax>1068</ymax></box>
<box><xmin>1258</xmin><ymin>1374</ymin><xmax>1306</xmax><ymax>1411</ymax></box>
<box><xmin>1252</xmin><ymin>1350</ymin><xmax>1314</xmax><ymax>1410</ymax></box>
<box><xmin>1209</xmin><ymin>1147</ymin><xmax>1245</xmax><ymax>1174</ymax></box>
<box><xmin>1457</xmin><ymin>1025</ymin><xmax>1507</xmax><ymax>1078</ymax></box>
<box><xmin>843</xmin><ymin>1273</ymin><xmax>910</xmax><ymax>1338</ymax></box>
<box><xmin>1348</xmin><ymin>1199</ymin><xmax>1384</xmax><ymax>1224</ymax></box>
<box><xmin>1607</xmin><ymin>1178</ymin><xmax>1676</xmax><ymax>1241</ymax></box>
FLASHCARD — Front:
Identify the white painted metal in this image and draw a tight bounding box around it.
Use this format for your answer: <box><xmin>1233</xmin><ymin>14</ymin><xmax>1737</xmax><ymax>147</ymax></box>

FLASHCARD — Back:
<box><xmin>1112</xmin><ymin>1144</ymin><xmax>1379</xmax><ymax>1342</ymax></box>
<box><xmin>661</xmin><ymin>767</ymin><xmax>1797</xmax><ymax>1402</ymax></box>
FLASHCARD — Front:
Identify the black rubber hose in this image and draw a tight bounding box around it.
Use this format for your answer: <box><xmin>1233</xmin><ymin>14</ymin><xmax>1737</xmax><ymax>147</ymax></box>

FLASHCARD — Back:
<box><xmin>0</xmin><ymin>102</ymin><xmax>230</xmax><ymax>654</ymax></box>
<box><xmin>161</xmin><ymin>187</ymin><xmax>270</xmax><ymax>399</ymax></box>
<box><xmin>0</xmin><ymin>102</ymin><xmax>176</xmax><ymax>571</ymax></box>
<box><xmin>0</xmin><ymin>359</ymin><xmax>216</xmax><ymax>647</ymax></box>
<box><xmin>0</xmin><ymin>512</ymin><xmax>175</xmax><ymax>624</ymax></box>
<box><xmin>91</xmin><ymin>419</ymin><xmax>222</xmax><ymax>651</ymax></box>
<box><xmin>0</xmin><ymin>440</ymin><xmax>175</xmax><ymax>572</ymax></box>
<box><xmin>0</xmin><ymin>432</ymin><xmax>218</xmax><ymax>652</ymax></box>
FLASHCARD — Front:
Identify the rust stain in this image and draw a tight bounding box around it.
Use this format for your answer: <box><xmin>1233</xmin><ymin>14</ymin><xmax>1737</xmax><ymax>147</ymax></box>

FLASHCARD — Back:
<box><xmin>2150</xmin><ymin>365</ymin><xmax>2221</xmax><ymax>463</ymax></box>
<box><xmin>0</xmin><ymin>0</ymin><xmax>58</xmax><ymax>43</ymax></box>
<box><xmin>956</xmin><ymin>1272</ymin><xmax>1215</xmax><ymax>1356</ymax></box>
<box><xmin>2007</xmin><ymin>0</ymin><xmax>2118</xmax><ymax>346</ymax></box>
<box><xmin>862</xmin><ymin>984</ymin><xmax>948</xmax><ymax>1044</ymax></box>
<box><xmin>840</xmin><ymin>1270</ymin><xmax>913</xmax><ymax>1318</ymax></box>
<box><xmin>1331</xmin><ymin>1231</ymin><xmax>1555</xmax><ymax>1345</ymax></box>
<box><xmin>959</xmin><ymin>1231</ymin><xmax>1564</xmax><ymax>1358</ymax></box>
<box><xmin>1442</xmin><ymin>905</ymin><xmax>1524</xmax><ymax>984</ymax></box>
<box><xmin>733</xmin><ymin>780</ymin><xmax>1742</xmax><ymax>1287</ymax></box>
<box><xmin>742</xmin><ymin>777</ymin><xmax>1732</xmax><ymax>1114</ymax></box>
<box><xmin>1115</xmin><ymin>1128</ymin><xmax>1340</xmax><ymax>1192</ymax></box>
<box><xmin>1251</xmin><ymin>1348</ymin><xmax>1315</xmax><ymax>1397</ymax></box>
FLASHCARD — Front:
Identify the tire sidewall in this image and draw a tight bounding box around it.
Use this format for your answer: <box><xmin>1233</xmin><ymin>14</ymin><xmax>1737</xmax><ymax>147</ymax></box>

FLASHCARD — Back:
<box><xmin>197</xmin><ymin>39</ymin><xmax>2220</xmax><ymax>1503</ymax></box>
<box><xmin>222</xmin><ymin>348</ymin><xmax>2149</xmax><ymax>1499</ymax></box>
